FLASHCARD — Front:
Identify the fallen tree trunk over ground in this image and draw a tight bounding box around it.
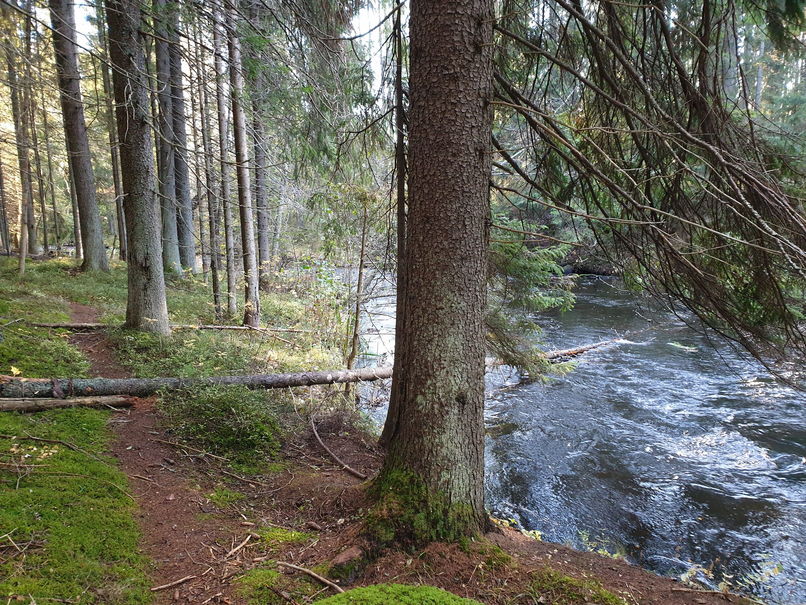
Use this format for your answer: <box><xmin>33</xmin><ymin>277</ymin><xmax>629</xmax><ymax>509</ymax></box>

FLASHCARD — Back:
<box><xmin>0</xmin><ymin>395</ymin><xmax>133</xmax><ymax>413</ymax></box>
<box><xmin>0</xmin><ymin>367</ymin><xmax>394</xmax><ymax>399</ymax></box>
<box><xmin>28</xmin><ymin>322</ymin><xmax>310</xmax><ymax>333</ymax></box>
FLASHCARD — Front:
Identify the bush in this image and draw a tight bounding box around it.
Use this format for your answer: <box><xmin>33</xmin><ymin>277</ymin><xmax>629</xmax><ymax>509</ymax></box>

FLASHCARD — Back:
<box><xmin>159</xmin><ymin>385</ymin><xmax>281</xmax><ymax>467</ymax></box>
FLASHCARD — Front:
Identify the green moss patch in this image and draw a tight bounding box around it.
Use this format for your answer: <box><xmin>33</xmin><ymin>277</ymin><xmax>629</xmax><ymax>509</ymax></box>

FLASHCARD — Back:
<box><xmin>0</xmin><ymin>409</ymin><xmax>150</xmax><ymax>604</ymax></box>
<box><xmin>235</xmin><ymin>562</ymin><xmax>323</xmax><ymax>604</ymax></box>
<box><xmin>367</xmin><ymin>469</ymin><xmax>481</xmax><ymax>546</ymax></box>
<box><xmin>258</xmin><ymin>527</ymin><xmax>313</xmax><ymax>548</ymax></box>
<box><xmin>528</xmin><ymin>569</ymin><xmax>627</xmax><ymax>605</ymax></box>
<box><xmin>316</xmin><ymin>583</ymin><xmax>483</xmax><ymax>604</ymax></box>
<box><xmin>208</xmin><ymin>486</ymin><xmax>246</xmax><ymax>507</ymax></box>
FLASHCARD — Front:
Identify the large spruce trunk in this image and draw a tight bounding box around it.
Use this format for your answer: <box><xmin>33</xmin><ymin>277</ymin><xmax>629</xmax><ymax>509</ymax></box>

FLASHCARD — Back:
<box><xmin>48</xmin><ymin>0</ymin><xmax>108</xmax><ymax>271</ymax></box>
<box><xmin>377</xmin><ymin>0</ymin><xmax>494</xmax><ymax>541</ymax></box>
<box><xmin>106</xmin><ymin>0</ymin><xmax>170</xmax><ymax>335</ymax></box>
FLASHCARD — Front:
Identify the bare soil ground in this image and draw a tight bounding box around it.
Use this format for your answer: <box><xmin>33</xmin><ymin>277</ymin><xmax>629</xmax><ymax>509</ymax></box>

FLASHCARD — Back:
<box><xmin>69</xmin><ymin>303</ymin><xmax>752</xmax><ymax>605</ymax></box>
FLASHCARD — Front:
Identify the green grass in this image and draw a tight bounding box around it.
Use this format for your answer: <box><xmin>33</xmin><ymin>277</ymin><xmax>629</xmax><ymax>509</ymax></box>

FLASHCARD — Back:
<box><xmin>0</xmin><ymin>408</ymin><xmax>150</xmax><ymax>604</ymax></box>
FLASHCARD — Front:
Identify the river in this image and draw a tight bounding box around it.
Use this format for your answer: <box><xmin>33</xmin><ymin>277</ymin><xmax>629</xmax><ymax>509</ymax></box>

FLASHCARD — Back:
<box><xmin>357</xmin><ymin>275</ymin><xmax>805</xmax><ymax>603</ymax></box>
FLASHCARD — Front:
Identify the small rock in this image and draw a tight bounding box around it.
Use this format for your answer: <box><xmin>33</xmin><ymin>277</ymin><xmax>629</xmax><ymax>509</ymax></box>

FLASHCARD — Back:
<box><xmin>332</xmin><ymin>546</ymin><xmax>363</xmax><ymax>567</ymax></box>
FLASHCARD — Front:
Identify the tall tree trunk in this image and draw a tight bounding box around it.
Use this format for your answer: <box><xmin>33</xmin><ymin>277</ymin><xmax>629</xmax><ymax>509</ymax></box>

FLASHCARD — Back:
<box><xmin>190</xmin><ymin>84</ymin><xmax>209</xmax><ymax>280</ymax></box>
<box><xmin>6</xmin><ymin>42</ymin><xmax>34</xmax><ymax>274</ymax></box>
<box><xmin>153</xmin><ymin>0</ymin><xmax>182</xmax><ymax>275</ymax></box>
<box><xmin>228</xmin><ymin>3</ymin><xmax>260</xmax><ymax>327</ymax></box>
<box><xmin>68</xmin><ymin>167</ymin><xmax>82</xmax><ymax>259</ymax></box>
<box><xmin>380</xmin><ymin>6</ymin><xmax>408</xmax><ymax>447</ymax></box>
<box><xmin>213</xmin><ymin>3</ymin><xmax>238</xmax><ymax>318</ymax></box>
<box><xmin>169</xmin><ymin>22</ymin><xmax>197</xmax><ymax>272</ymax></box>
<box><xmin>377</xmin><ymin>0</ymin><xmax>493</xmax><ymax>542</ymax></box>
<box><xmin>95</xmin><ymin>2</ymin><xmax>126</xmax><ymax>261</ymax></box>
<box><xmin>48</xmin><ymin>0</ymin><xmax>109</xmax><ymax>271</ymax></box>
<box><xmin>106</xmin><ymin>0</ymin><xmax>170</xmax><ymax>335</ymax></box>
<box><xmin>248</xmin><ymin>2</ymin><xmax>270</xmax><ymax>289</ymax></box>
<box><xmin>40</xmin><ymin>86</ymin><xmax>61</xmax><ymax>253</ymax></box>
<box><xmin>754</xmin><ymin>37</ymin><xmax>765</xmax><ymax>110</ymax></box>
<box><xmin>194</xmin><ymin>12</ymin><xmax>222</xmax><ymax>319</ymax></box>
<box><xmin>0</xmin><ymin>159</ymin><xmax>9</xmax><ymax>256</ymax></box>
<box><xmin>30</xmin><ymin>88</ymin><xmax>49</xmax><ymax>254</ymax></box>
<box><xmin>253</xmin><ymin>107</ymin><xmax>271</xmax><ymax>288</ymax></box>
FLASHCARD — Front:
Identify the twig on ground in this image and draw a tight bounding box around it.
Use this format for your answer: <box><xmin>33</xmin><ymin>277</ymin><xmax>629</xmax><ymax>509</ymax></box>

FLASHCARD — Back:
<box><xmin>221</xmin><ymin>468</ymin><xmax>268</xmax><ymax>487</ymax></box>
<box><xmin>151</xmin><ymin>438</ymin><xmax>229</xmax><ymax>461</ymax></box>
<box><xmin>225</xmin><ymin>534</ymin><xmax>251</xmax><ymax>559</ymax></box>
<box><xmin>309</xmin><ymin>416</ymin><xmax>367</xmax><ymax>480</ymax></box>
<box><xmin>277</xmin><ymin>561</ymin><xmax>345</xmax><ymax>593</ymax></box>
<box><xmin>150</xmin><ymin>575</ymin><xmax>197</xmax><ymax>592</ymax></box>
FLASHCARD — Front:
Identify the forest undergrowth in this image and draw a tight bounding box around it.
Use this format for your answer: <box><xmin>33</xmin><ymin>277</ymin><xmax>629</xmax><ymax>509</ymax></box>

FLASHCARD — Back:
<box><xmin>0</xmin><ymin>258</ymin><xmax>758</xmax><ymax>605</ymax></box>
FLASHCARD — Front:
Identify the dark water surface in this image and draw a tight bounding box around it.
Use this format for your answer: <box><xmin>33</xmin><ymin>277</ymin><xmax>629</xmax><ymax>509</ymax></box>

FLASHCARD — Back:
<box><xmin>360</xmin><ymin>276</ymin><xmax>805</xmax><ymax>602</ymax></box>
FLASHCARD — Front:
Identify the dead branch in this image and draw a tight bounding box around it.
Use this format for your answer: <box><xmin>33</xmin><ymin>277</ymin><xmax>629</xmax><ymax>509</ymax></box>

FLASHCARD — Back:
<box><xmin>150</xmin><ymin>575</ymin><xmax>197</xmax><ymax>592</ymax></box>
<box><xmin>276</xmin><ymin>561</ymin><xmax>345</xmax><ymax>593</ymax></box>
<box><xmin>310</xmin><ymin>415</ymin><xmax>368</xmax><ymax>480</ymax></box>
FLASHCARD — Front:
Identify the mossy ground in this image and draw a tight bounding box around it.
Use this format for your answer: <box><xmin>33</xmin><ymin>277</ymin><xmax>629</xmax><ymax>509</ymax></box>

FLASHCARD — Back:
<box><xmin>0</xmin><ymin>259</ymin><xmax>150</xmax><ymax>603</ymax></box>
<box><xmin>527</xmin><ymin>569</ymin><xmax>627</xmax><ymax>605</ymax></box>
<box><xmin>316</xmin><ymin>584</ymin><xmax>483</xmax><ymax>604</ymax></box>
<box><xmin>0</xmin><ymin>409</ymin><xmax>150</xmax><ymax>603</ymax></box>
<box><xmin>234</xmin><ymin>561</ymin><xmax>325</xmax><ymax>604</ymax></box>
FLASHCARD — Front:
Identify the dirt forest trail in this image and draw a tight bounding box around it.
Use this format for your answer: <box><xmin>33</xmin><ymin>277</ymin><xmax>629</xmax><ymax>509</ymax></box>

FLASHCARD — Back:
<box><xmin>58</xmin><ymin>301</ymin><xmax>759</xmax><ymax>605</ymax></box>
<box><xmin>68</xmin><ymin>303</ymin><xmax>246</xmax><ymax>603</ymax></box>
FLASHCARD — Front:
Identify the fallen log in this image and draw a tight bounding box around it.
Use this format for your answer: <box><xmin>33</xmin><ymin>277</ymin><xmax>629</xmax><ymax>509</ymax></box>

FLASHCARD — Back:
<box><xmin>28</xmin><ymin>321</ymin><xmax>310</xmax><ymax>333</ymax></box>
<box><xmin>543</xmin><ymin>338</ymin><xmax>622</xmax><ymax>360</ymax></box>
<box><xmin>0</xmin><ymin>366</ymin><xmax>394</xmax><ymax>399</ymax></box>
<box><xmin>0</xmin><ymin>395</ymin><xmax>133</xmax><ymax>413</ymax></box>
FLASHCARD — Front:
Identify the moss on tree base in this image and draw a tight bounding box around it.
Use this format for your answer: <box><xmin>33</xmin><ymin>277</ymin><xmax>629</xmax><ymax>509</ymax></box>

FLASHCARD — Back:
<box><xmin>367</xmin><ymin>469</ymin><xmax>484</xmax><ymax>546</ymax></box>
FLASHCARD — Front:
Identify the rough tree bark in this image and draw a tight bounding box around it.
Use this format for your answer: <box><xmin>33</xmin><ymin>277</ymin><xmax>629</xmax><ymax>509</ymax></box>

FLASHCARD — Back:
<box><xmin>228</xmin><ymin>3</ymin><xmax>261</xmax><ymax>327</ymax></box>
<box><xmin>106</xmin><ymin>0</ymin><xmax>170</xmax><ymax>335</ymax></box>
<box><xmin>48</xmin><ymin>0</ymin><xmax>109</xmax><ymax>271</ymax></box>
<box><xmin>376</xmin><ymin>0</ymin><xmax>494</xmax><ymax>542</ymax></box>
<box><xmin>153</xmin><ymin>0</ymin><xmax>182</xmax><ymax>275</ymax></box>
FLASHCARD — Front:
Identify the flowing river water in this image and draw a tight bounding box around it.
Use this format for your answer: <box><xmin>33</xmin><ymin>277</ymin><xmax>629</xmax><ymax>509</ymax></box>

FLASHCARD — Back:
<box><xmin>357</xmin><ymin>275</ymin><xmax>805</xmax><ymax>603</ymax></box>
